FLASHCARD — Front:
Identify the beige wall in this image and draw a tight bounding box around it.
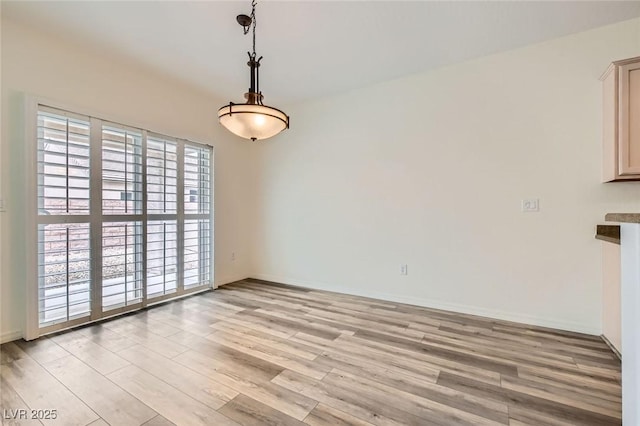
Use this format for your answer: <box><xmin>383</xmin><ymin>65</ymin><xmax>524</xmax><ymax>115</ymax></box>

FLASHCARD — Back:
<box><xmin>3</xmin><ymin>14</ymin><xmax>640</xmax><ymax>341</ymax></box>
<box><xmin>0</xmin><ymin>19</ymin><xmax>255</xmax><ymax>341</ymax></box>
<box><xmin>250</xmin><ymin>18</ymin><xmax>640</xmax><ymax>334</ymax></box>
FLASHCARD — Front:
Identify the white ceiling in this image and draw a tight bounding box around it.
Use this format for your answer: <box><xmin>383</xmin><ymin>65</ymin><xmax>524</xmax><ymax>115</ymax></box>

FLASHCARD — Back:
<box><xmin>4</xmin><ymin>1</ymin><xmax>640</xmax><ymax>105</ymax></box>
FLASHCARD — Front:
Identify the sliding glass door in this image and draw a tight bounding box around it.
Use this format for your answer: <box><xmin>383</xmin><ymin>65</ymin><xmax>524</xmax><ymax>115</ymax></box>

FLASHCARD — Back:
<box><xmin>37</xmin><ymin>108</ymin><xmax>93</xmax><ymax>328</ymax></box>
<box><xmin>146</xmin><ymin>135</ymin><xmax>179</xmax><ymax>299</ymax></box>
<box><xmin>32</xmin><ymin>105</ymin><xmax>213</xmax><ymax>336</ymax></box>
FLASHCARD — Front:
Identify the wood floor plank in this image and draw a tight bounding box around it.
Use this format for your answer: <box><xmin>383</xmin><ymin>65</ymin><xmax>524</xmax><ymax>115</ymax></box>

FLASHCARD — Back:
<box><xmin>258</xmin><ymin>308</ymin><xmax>359</xmax><ymax>336</ymax></box>
<box><xmin>231</xmin><ymin>287</ymin><xmax>331</xmax><ymax>311</ymax></box>
<box><xmin>142</xmin><ymin>415</ymin><xmax>176</xmax><ymax>426</ymax></box>
<box><xmin>116</xmin><ymin>344</ymin><xmax>239</xmax><ymax>409</ymax></box>
<box><xmin>302</xmin><ymin>305</ymin><xmax>419</xmax><ymax>335</ymax></box>
<box><xmin>13</xmin><ymin>338</ymin><xmax>69</xmax><ymax>365</ymax></box>
<box><xmin>173</xmin><ymin>349</ymin><xmax>317</xmax><ymax>420</ymax></box>
<box><xmin>0</xmin><ymin>343</ymin><xmax>28</xmax><ymax>365</ymax></box>
<box><xmin>507</xmin><ymin>406</ymin><xmax>576</xmax><ymax>426</ymax></box>
<box><xmin>49</xmin><ymin>332</ymin><xmax>130</xmax><ymax>375</ymax></box>
<box><xmin>517</xmin><ymin>365</ymin><xmax>621</xmax><ymax>392</ymax></box>
<box><xmin>500</xmin><ymin>375</ymin><xmax>621</xmax><ymax>419</ymax></box>
<box><xmin>68</xmin><ymin>323</ymin><xmax>139</xmax><ymax>353</ymax></box>
<box><xmin>209</xmin><ymin>312</ymin><xmax>296</xmax><ymax>339</ymax></box>
<box><xmin>0</xmin><ymin>375</ymin><xmax>43</xmax><ymax>426</ymax></box>
<box><xmin>291</xmin><ymin>331</ymin><xmax>500</xmax><ymax>386</ymax></box>
<box><xmin>300</xmin><ymin>310</ymin><xmax>425</xmax><ymax>341</ymax></box>
<box><xmin>325</xmin><ymin>369</ymin><xmax>506</xmax><ymax>426</ymax></box>
<box><xmin>314</xmin><ymin>349</ymin><xmax>439</xmax><ymax>385</ymax></box>
<box><xmin>5</xmin><ymin>280</ymin><xmax>620</xmax><ymax>425</ymax></box>
<box><xmin>154</xmin><ymin>301</ymin><xmax>226</xmax><ymax>324</ymax></box>
<box><xmin>187</xmin><ymin>296</ymin><xmax>245</xmax><ymax>314</ymax></box>
<box><xmin>0</xmin><ymin>346</ymin><xmax>98</xmax><ymax>426</ymax></box>
<box><xmin>437</xmin><ymin>371</ymin><xmax>621</xmax><ymax>426</ymax></box>
<box><xmin>106</xmin><ymin>365</ymin><xmax>239</xmax><ymax>426</ymax></box>
<box><xmin>218</xmin><ymin>394</ymin><xmax>308</xmax><ymax>426</ymax></box>
<box><xmin>421</xmin><ymin>327</ymin><xmax>576</xmax><ymax>364</ymax></box>
<box><xmin>317</xmin><ymin>301</ymin><xmax>405</xmax><ymax>318</ymax></box>
<box><xmin>575</xmin><ymin>362</ymin><xmax>622</xmax><ymax>379</ymax></box>
<box><xmin>213</xmin><ymin>292</ymin><xmax>310</xmax><ymax>317</ymax></box>
<box><xmin>236</xmin><ymin>310</ymin><xmax>341</xmax><ymax>341</ymax></box>
<box><xmin>272</xmin><ymin>369</ymin><xmax>420</xmax><ymax>426</ymax></box>
<box><xmin>492</xmin><ymin>326</ymin><xmax>608</xmax><ymax>351</ymax></box>
<box><xmin>418</xmin><ymin>332</ymin><xmax>618</xmax><ymax>382</ymax></box>
<box><xmin>167</xmin><ymin>332</ymin><xmax>286</xmax><ymax>382</ymax></box>
<box><xmin>206</xmin><ymin>331</ymin><xmax>331</xmax><ymax>380</ymax></box>
<box><xmin>87</xmin><ymin>420</ymin><xmax>110</xmax><ymax>426</ymax></box>
<box><xmin>429</xmin><ymin>324</ymin><xmax>614</xmax><ymax>368</ymax></box>
<box><xmin>354</xmin><ymin>329</ymin><xmax>519</xmax><ymax>376</ymax></box>
<box><xmin>331</xmin><ymin>334</ymin><xmax>503</xmax><ymax>385</ymax></box>
<box><xmin>483</xmin><ymin>329</ymin><xmax>613</xmax><ymax>360</ymax></box>
<box><xmin>121</xmin><ymin>314</ymin><xmax>183</xmax><ymax>338</ymax></box>
<box><xmin>220</xmin><ymin>322</ymin><xmax>323</xmax><ymax>360</ymax></box>
<box><xmin>234</xmin><ymin>283</ymin><xmax>325</xmax><ymax>304</ymax></box>
<box><xmin>101</xmin><ymin>321</ymin><xmax>190</xmax><ymax>358</ymax></box>
<box><xmin>316</xmin><ymin>352</ymin><xmax>507</xmax><ymax>423</ymax></box>
<box><xmin>516</xmin><ymin>371</ymin><xmax>621</xmax><ymax>403</ymax></box>
<box><xmin>303</xmin><ymin>403</ymin><xmax>375</xmax><ymax>426</ymax></box>
<box><xmin>143</xmin><ymin>310</ymin><xmax>217</xmax><ymax>337</ymax></box>
<box><xmin>219</xmin><ymin>288</ymin><xmax>314</xmax><ymax>313</ymax></box>
<box><xmin>41</xmin><ymin>355</ymin><xmax>157</xmax><ymax>426</ymax></box>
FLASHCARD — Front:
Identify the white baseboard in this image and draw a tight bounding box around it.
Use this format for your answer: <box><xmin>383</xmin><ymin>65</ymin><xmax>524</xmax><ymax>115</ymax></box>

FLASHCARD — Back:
<box><xmin>250</xmin><ymin>273</ymin><xmax>601</xmax><ymax>336</ymax></box>
<box><xmin>601</xmin><ymin>334</ymin><xmax>622</xmax><ymax>360</ymax></box>
<box><xmin>215</xmin><ymin>275</ymin><xmax>249</xmax><ymax>288</ymax></box>
<box><xmin>1</xmin><ymin>330</ymin><xmax>22</xmax><ymax>344</ymax></box>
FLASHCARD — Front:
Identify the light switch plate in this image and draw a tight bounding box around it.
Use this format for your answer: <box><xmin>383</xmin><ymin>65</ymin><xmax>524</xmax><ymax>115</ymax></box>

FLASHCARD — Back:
<box><xmin>400</xmin><ymin>264</ymin><xmax>408</xmax><ymax>275</ymax></box>
<box><xmin>522</xmin><ymin>199</ymin><xmax>539</xmax><ymax>212</ymax></box>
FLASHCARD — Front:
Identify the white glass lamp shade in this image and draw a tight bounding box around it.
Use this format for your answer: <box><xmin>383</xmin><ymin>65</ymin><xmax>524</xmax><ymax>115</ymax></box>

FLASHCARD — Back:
<box><xmin>218</xmin><ymin>103</ymin><xmax>289</xmax><ymax>141</ymax></box>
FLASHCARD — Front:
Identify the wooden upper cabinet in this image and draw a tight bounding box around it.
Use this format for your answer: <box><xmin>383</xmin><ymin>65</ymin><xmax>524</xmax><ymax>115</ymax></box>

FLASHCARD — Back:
<box><xmin>602</xmin><ymin>57</ymin><xmax>640</xmax><ymax>182</ymax></box>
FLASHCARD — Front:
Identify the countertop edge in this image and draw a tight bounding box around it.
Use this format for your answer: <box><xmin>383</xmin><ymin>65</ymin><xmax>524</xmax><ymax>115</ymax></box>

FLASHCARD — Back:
<box><xmin>595</xmin><ymin>224</ymin><xmax>621</xmax><ymax>245</ymax></box>
<box><xmin>604</xmin><ymin>213</ymin><xmax>640</xmax><ymax>223</ymax></box>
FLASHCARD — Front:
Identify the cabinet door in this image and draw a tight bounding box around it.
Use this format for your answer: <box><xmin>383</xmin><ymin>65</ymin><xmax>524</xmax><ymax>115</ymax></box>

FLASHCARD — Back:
<box><xmin>618</xmin><ymin>61</ymin><xmax>640</xmax><ymax>175</ymax></box>
<box><xmin>602</xmin><ymin>67</ymin><xmax>618</xmax><ymax>182</ymax></box>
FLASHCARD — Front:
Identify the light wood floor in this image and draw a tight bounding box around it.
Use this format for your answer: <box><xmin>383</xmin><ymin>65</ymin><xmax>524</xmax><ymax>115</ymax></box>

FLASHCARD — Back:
<box><xmin>1</xmin><ymin>279</ymin><xmax>621</xmax><ymax>426</ymax></box>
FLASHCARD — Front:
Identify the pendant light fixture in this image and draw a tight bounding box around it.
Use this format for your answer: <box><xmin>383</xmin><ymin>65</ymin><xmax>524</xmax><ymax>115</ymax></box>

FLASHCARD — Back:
<box><xmin>218</xmin><ymin>0</ymin><xmax>289</xmax><ymax>141</ymax></box>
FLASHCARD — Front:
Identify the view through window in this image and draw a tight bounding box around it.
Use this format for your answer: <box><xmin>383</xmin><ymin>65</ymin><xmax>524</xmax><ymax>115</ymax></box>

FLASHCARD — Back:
<box><xmin>36</xmin><ymin>106</ymin><xmax>213</xmax><ymax>332</ymax></box>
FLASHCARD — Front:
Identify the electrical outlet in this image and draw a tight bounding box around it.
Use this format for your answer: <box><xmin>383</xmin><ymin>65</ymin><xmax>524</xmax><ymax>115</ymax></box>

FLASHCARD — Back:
<box><xmin>231</xmin><ymin>252</ymin><xmax>236</xmax><ymax>261</ymax></box>
<box><xmin>521</xmin><ymin>199</ymin><xmax>539</xmax><ymax>212</ymax></box>
<box><xmin>400</xmin><ymin>264</ymin><xmax>408</xmax><ymax>276</ymax></box>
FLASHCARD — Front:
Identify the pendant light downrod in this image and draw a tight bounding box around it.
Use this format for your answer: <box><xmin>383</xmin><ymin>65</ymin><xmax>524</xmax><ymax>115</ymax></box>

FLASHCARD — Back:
<box><xmin>218</xmin><ymin>0</ymin><xmax>289</xmax><ymax>141</ymax></box>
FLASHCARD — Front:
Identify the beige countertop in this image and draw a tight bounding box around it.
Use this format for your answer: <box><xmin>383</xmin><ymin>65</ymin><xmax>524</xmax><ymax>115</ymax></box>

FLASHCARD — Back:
<box><xmin>605</xmin><ymin>213</ymin><xmax>640</xmax><ymax>223</ymax></box>
<box><xmin>596</xmin><ymin>213</ymin><xmax>640</xmax><ymax>244</ymax></box>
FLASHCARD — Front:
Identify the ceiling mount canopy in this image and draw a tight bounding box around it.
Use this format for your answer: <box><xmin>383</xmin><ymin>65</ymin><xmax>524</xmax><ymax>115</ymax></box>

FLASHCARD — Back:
<box><xmin>218</xmin><ymin>0</ymin><xmax>289</xmax><ymax>142</ymax></box>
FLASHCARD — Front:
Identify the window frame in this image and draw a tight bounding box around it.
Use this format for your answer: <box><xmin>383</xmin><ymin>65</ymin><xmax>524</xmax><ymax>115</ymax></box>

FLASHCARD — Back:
<box><xmin>25</xmin><ymin>96</ymin><xmax>214</xmax><ymax>340</ymax></box>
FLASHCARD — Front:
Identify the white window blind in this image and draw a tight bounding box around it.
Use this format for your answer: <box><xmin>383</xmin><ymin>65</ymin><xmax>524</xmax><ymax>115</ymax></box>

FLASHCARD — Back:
<box><xmin>33</xmin><ymin>104</ymin><xmax>213</xmax><ymax>337</ymax></box>
<box><xmin>184</xmin><ymin>219</ymin><xmax>211</xmax><ymax>289</ymax></box>
<box><xmin>37</xmin><ymin>109</ymin><xmax>91</xmax><ymax>215</ymax></box>
<box><xmin>102</xmin><ymin>221</ymin><xmax>144</xmax><ymax>311</ymax></box>
<box><xmin>184</xmin><ymin>145</ymin><xmax>211</xmax><ymax>214</ymax></box>
<box><xmin>36</xmin><ymin>108</ymin><xmax>92</xmax><ymax>328</ymax></box>
<box><xmin>146</xmin><ymin>134</ymin><xmax>180</xmax><ymax>299</ymax></box>
<box><xmin>102</xmin><ymin>124</ymin><xmax>143</xmax><ymax>215</ymax></box>
<box><xmin>183</xmin><ymin>144</ymin><xmax>211</xmax><ymax>289</ymax></box>
<box><xmin>147</xmin><ymin>220</ymin><xmax>178</xmax><ymax>298</ymax></box>
<box><xmin>147</xmin><ymin>136</ymin><xmax>178</xmax><ymax>214</ymax></box>
<box><xmin>38</xmin><ymin>223</ymin><xmax>91</xmax><ymax>327</ymax></box>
